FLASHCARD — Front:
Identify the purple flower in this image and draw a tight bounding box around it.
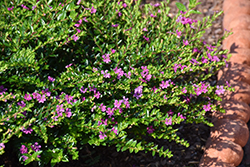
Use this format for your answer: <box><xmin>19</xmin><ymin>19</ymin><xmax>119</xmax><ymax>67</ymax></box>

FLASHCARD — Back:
<box><xmin>94</xmin><ymin>91</ymin><xmax>101</xmax><ymax>99</ymax></box>
<box><xmin>24</xmin><ymin>94</ymin><xmax>32</xmax><ymax>101</ymax></box>
<box><xmin>32</xmin><ymin>6</ymin><xmax>36</xmax><ymax>10</ymax></box>
<box><xmin>56</xmin><ymin>104</ymin><xmax>65</xmax><ymax>112</ymax></box>
<box><xmin>143</xmin><ymin>28</ymin><xmax>148</xmax><ymax>31</ymax></box>
<box><xmin>125</xmin><ymin>27</ymin><xmax>132</xmax><ymax>31</ymax></box>
<box><xmin>65</xmin><ymin>108</ymin><xmax>72</xmax><ymax>118</ymax></box>
<box><xmin>112</xmin><ymin>24</ymin><xmax>119</xmax><ymax>27</ymax></box>
<box><xmin>123</xmin><ymin>96</ymin><xmax>130</xmax><ymax>108</ymax></box>
<box><xmin>133</xmin><ymin>86</ymin><xmax>143</xmax><ymax>99</ymax></box>
<box><xmin>17</xmin><ymin>101</ymin><xmax>26</xmax><ymax>108</ymax></box>
<box><xmin>165</xmin><ymin>117</ymin><xmax>172</xmax><ymax>125</ymax></box>
<box><xmin>99</xmin><ymin>104</ymin><xmax>106</xmax><ymax>112</ymax></box>
<box><xmin>201</xmin><ymin>57</ymin><xmax>208</xmax><ymax>63</ymax></box>
<box><xmin>173</xmin><ymin>64</ymin><xmax>180</xmax><ymax>73</ymax></box>
<box><xmin>178</xmin><ymin>113</ymin><xmax>186</xmax><ymax>119</ymax></box>
<box><xmin>118</xmin><ymin>12</ymin><xmax>122</xmax><ymax>17</ymax></box>
<box><xmin>134</xmin><ymin>85</ymin><xmax>143</xmax><ymax>94</ymax></box>
<box><xmin>182</xmin><ymin>87</ymin><xmax>187</xmax><ymax>93</ymax></box>
<box><xmin>114</xmin><ymin>100</ymin><xmax>122</xmax><ymax>108</ymax></box>
<box><xmin>8</xmin><ymin>6</ymin><xmax>14</xmax><ymax>11</ymax></box>
<box><xmin>37</xmin><ymin>94</ymin><xmax>46</xmax><ymax>103</ymax></box>
<box><xmin>167</xmin><ymin>109</ymin><xmax>173</xmax><ymax>116</ymax></box>
<box><xmin>212</xmin><ymin>56</ymin><xmax>220</xmax><ymax>62</ymax></box>
<box><xmin>160</xmin><ymin>80</ymin><xmax>171</xmax><ymax>89</ymax></box>
<box><xmin>48</xmin><ymin>76</ymin><xmax>55</xmax><ymax>82</ymax></box>
<box><xmin>123</xmin><ymin>3</ymin><xmax>127</xmax><ymax>8</ymax></box>
<box><xmin>176</xmin><ymin>15</ymin><xmax>182</xmax><ymax>23</ymax></box>
<box><xmin>31</xmin><ymin>142</ymin><xmax>41</xmax><ymax>152</ymax></box>
<box><xmin>176</xmin><ymin>29</ymin><xmax>181</xmax><ymax>38</ymax></box>
<box><xmin>21</xmin><ymin>4</ymin><xmax>29</xmax><ymax>10</ymax></box>
<box><xmin>112</xmin><ymin>127</ymin><xmax>118</xmax><ymax>135</ymax></box>
<box><xmin>106</xmin><ymin>107</ymin><xmax>114</xmax><ymax>117</ymax></box>
<box><xmin>154</xmin><ymin>3</ymin><xmax>160</xmax><ymax>7</ymax></box>
<box><xmin>143</xmin><ymin>36</ymin><xmax>149</xmax><ymax>41</ymax></box>
<box><xmin>99</xmin><ymin>132</ymin><xmax>107</xmax><ymax>139</ymax></box>
<box><xmin>203</xmin><ymin>103</ymin><xmax>211</xmax><ymax>112</ymax></box>
<box><xmin>113</xmin><ymin>67</ymin><xmax>124</xmax><ymax>79</ymax></box>
<box><xmin>215</xmin><ymin>85</ymin><xmax>225</xmax><ymax>95</ymax></box>
<box><xmin>77</xmin><ymin>0</ymin><xmax>81</xmax><ymax>5</ymax></box>
<box><xmin>65</xmin><ymin>63</ymin><xmax>72</xmax><ymax>68</ymax></box>
<box><xmin>101</xmin><ymin>70</ymin><xmax>111</xmax><ymax>78</ymax></box>
<box><xmin>193</xmin><ymin>48</ymin><xmax>199</xmax><ymax>53</ymax></box>
<box><xmin>21</xmin><ymin>155</ymin><xmax>28</xmax><ymax>161</ymax></box>
<box><xmin>90</xmin><ymin>6</ymin><xmax>96</xmax><ymax>14</ymax></box>
<box><xmin>147</xmin><ymin>126</ymin><xmax>155</xmax><ymax>134</ymax></box>
<box><xmin>183</xmin><ymin>39</ymin><xmax>189</xmax><ymax>45</ymax></box>
<box><xmin>80</xmin><ymin>87</ymin><xmax>88</xmax><ymax>93</ymax></box>
<box><xmin>22</xmin><ymin>127</ymin><xmax>33</xmax><ymax>134</ymax></box>
<box><xmin>72</xmin><ymin>34</ymin><xmax>79</xmax><ymax>42</ymax></box>
<box><xmin>111</xmin><ymin>48</ymin><xmax>116</xmax><ymax>54</ymax></box>
<box><xmin>76</xmin><ymin>29</ymin><xmax>81</xmax><ymax>33</ymax></box>
<box><xmin>0</xmin><ymin>143</ymin><xmax>5</xmax><ymax>149</ymax></box>
<box><xmin>150</xmin><ymin>14</ymin><xmax>157</xmax><ymax>18</ymax></box>
<box><xmin>20</xmin><ymin>145</ymin><xmax>28</xmax><ymax>154</ymax></box>
<box><xmin>180</xmin><ymin>11</ymin><xmax>187</xmax><ymax>14</ymax></box>
<box><xmin>0</xmin><ymin>85</ymin><xmax>7</xmax><ymax>95</ymax></box>
<box><xmin>102</xmin><ymin>54</ymin><xmax>111</xmax><ymax>63</ymax></box>
<box><xmin>82</xmin><ymin>17</ymin><xmax>88</xmax><ymax>22</ymax></box>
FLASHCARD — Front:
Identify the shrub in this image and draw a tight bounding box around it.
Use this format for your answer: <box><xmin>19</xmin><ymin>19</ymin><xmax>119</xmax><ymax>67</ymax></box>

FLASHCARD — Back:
<box><xmin>0</xmin><ymin>0</ymin><xmax>232</xmax><ymax>166</ymax></box>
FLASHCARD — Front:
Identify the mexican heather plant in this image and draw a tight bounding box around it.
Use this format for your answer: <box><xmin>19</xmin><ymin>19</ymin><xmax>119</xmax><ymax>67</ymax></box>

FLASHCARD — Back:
<box><xmin>0</xmin><ymin>0</ymin><xmax>232</xmax><ymax>166</ymax></box>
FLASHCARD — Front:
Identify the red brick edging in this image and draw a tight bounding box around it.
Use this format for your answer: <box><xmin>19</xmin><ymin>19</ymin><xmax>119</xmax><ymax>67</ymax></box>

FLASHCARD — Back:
<box><xmin>199</xmin><ymin>0</ymin><xmax>250</xmax><ymax>166</ymax></box>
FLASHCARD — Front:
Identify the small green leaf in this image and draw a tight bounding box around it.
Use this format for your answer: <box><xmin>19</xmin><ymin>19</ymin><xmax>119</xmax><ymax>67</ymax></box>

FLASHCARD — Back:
<box><xmin>188</xmin><ymin>10</ymin><xmax>202</xmax><ymax>14</ymax></box>
<box><xmin>175</xmin><ymin>2</ymin><xmax>187</xmax><ymax>12</ymax></box>
<box><xmin>57</xmin><ymin>11</ymin><xmax>66</xmax><ymax>20</ymax></box>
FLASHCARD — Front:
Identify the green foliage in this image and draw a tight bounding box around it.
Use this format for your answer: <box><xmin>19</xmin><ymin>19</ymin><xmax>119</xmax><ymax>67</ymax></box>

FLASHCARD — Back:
<box><xmin>0</xmin><ymin>0</ymin><xmax>232</xmax><ymax>166</ymax></box>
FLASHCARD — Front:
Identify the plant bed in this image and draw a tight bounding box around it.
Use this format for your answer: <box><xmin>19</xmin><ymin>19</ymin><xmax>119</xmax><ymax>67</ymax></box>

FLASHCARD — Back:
<box><xmin>0</xmin><ymin>0</ymin><xmax>231</xmax><ymax>166</ymax></box>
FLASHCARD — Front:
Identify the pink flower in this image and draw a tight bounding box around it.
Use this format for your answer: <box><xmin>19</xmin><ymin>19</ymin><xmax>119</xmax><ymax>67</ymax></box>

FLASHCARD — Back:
<box><xmin>83</xmin><ymin>17</ymin><xmax>88</xmax><ymax>22</ymax></box>
<box><xmin>112</xmin><ymin>24</ymin><xmax>119</xmax><ymax>27</ymax></box>
<box><xmin>72</xmin><ymin>34</ymin><xmax>79</xmax><ymax>42</ymax></box>
<box><xmin>183</xmin><ymin>39</ymin><xmax>189</xmax><ymax>45</ymax></box>
<box><xmin>176</xmin><ymin>29</ymin><xmax>181</xmax><ymax>38</ymax></box>
<box><xmin>123</xmin><ymin>3</ymin><xmax>127</xmax><ymax>8</ymax></box>
<box><xmin>165</xmin><ymin>117</ymin><xmax>172</xmax><ymax>125</ymax></box>
<box><xmin>203</xmin><ymin>103</ymin><xmax>211</xmax><ymax>112</ymax></box>
<box><xmin>150</xmin><ymin>14</ymin><xmax>157</xmax><ymax>18</ymax></box>
<box><xmin>160</xmin><ymin>80</ymin><xmax>171</xmax><ymax>89</ymax></box>
<box><xmin>77</xmin><ymin>0</ymin><xmax>81</xmax><ymax>5</ymax></box>
<box><xmin>143</xmin><ymin>36</ymin><xmax>149</xmax><ymax>41</ymax></box>
<box><xmin>147</xmin><ymin>126</ymin><xmax>155</xmax><ymax>134</ymax></box>
<box><xmin>111</xmin><ymin>48</ymin><xmax>116</xmax><ymax>54</ymax></box>
<box><xmin>112</xmin><ymin>127</ymin><xmax>118</xmax><ymax>135</ymax></box>
<box><xmin>215</xmin><ymin>85</ymin><xmax>225</xmax><ymax>95</ymax></box>
<box><xmin>182</xmin><ymin>87</ymin><xmax>187</xmax><ymax>93</ymax></box>
<box><xmin>154</xmin><ymin>3</ymin><xmax>160</xmax><ymax>7</ymax></box>
<box><xmin>102</xmin><ymin>54</ymin><xmax>111</xmax><ymax>63</ymax></box>
<box><xmin>7</xmin><ymin>6</ymin><xmax>14</xmax><ymax>11</ymax></box>
<box><xmin>24</xmin><ymin>94</ymin><xmax>32</xmax><ymax>101</ymax></box>
<box><xmin>99</xmin><ymin>132</ymin><xmax>107</xmax><ymax>139</ymax></box>
<box><xmin>90</xmin><ymin>6</ymin><xmax>96</xmax><ymax>14</ymax></box>
<box><xmin>48</xmin><ymin>76</ymin><xmax>55</xmax><ymax>82</ymax></box>
<box><xmin>143</xmin><ymin>28</ymin><xmax>148</xmax><ymax>31</ymax></box>
<box><xmin>114</xmin><ymin>100</ymin><xmax>122</xmax><ymax>108</ymax></box>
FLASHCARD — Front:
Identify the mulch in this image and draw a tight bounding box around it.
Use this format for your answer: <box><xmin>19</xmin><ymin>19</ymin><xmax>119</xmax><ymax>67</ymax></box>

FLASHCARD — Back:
<box><xmin>0</xmin><ymin>0</ymin><xmax>225</xmax><ymax>167</ymax></box>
